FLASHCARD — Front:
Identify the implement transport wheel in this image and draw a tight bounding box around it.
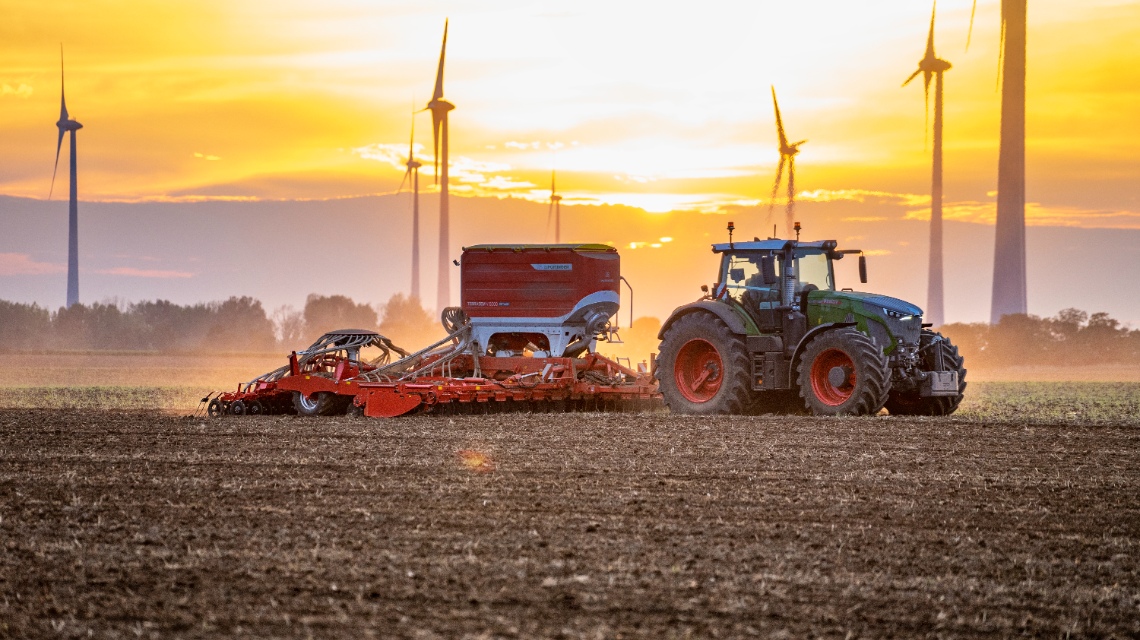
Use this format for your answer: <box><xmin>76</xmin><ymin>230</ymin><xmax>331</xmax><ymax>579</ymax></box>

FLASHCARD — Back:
<box><xmin>885</xmin><ymin>330</ymin><xmax>967</xmax><ymax>416</ymax></box>
<box><xmin>247</xmin><ymin>400</ymin><xmax>265</xmax><ymax>416</ymax></box>
<box><xmin>657</xmin><ymin>312</ymin><xmax>752</xmax><ymax>415</ymax></box>
<box><xmin>292</xmin><ymin>391</ymin><xmax>346</xmax><ymax>417</ymax></box>
<box><xmin>207</xmin><ymin>399</ymin><xmax>226</xmax><ymax>418</ymax></box>
<box><xmin>229</xmin><ymin>400</ymin><xmax>247</xmax><ymax>416</ymax></box>
<box><xmin>797</xmin><ymin>327</ymin><xmax>890</xmax><ymax>416</ymax></box>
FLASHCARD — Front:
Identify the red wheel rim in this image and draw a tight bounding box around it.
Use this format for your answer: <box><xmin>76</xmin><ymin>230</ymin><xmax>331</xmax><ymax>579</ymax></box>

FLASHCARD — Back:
<box><xmin>810</xmin><ymin>348</ymin><xmax>856</xmax><ymax>406</ymax></box>
<box><xmin>674</xmin><ymin>338</ymin><xmax>723</xmax><ymax>403</ymax></box>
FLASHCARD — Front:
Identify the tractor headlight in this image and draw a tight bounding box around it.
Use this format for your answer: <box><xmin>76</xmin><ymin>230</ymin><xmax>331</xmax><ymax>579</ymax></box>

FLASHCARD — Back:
<box><xmin>883</xmin><ymin>307</ymin><xmax>913</xmax><ymax>320</ymax></box>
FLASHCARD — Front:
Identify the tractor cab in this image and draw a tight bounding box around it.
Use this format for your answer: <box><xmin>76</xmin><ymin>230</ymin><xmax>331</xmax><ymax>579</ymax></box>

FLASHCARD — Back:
<box><xmin>706</xmin><ymin>235</ymin><xmax>866</xmax><ymax>335</ymax></box>
<box><xmin>711</xmin><ymin>239</ymin><xmax>854</xmax><ymax>332</ymax></box>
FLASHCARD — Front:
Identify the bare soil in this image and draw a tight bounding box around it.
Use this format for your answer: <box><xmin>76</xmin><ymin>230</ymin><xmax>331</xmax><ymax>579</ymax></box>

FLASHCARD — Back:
<box><xmin>2</xmin><ymin>409</ymin><xmax>1137</xmax><ymax>639</ymax></box>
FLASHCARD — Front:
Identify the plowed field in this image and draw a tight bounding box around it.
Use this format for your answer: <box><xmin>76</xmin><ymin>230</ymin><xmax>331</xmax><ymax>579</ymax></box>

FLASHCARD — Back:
<box><xmin>2</xmin><ymin>409</ymin><xmax>1138</xmax><ymax>638</ymax></box>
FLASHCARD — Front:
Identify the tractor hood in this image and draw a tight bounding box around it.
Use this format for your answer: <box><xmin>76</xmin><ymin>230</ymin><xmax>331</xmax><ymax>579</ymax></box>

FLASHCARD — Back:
<box><xmin>823</xmin><ymin>291</ymin><xmax>924</xmax><ymax>319</ymax></box>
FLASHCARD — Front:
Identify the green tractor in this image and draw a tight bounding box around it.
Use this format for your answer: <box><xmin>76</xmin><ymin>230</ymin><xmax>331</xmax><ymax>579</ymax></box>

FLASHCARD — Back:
<box><xmin>656</xmin><ymin>227</ymin><xmax>966</xmax><ymax>416</ymax></box>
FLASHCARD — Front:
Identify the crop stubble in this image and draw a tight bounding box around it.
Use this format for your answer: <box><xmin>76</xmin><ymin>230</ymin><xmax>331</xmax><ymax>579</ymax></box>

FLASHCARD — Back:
<box><xmin>1</xmin><ymin>409</ymin><xmax>1138</xmax><ymax>639</ymax></box>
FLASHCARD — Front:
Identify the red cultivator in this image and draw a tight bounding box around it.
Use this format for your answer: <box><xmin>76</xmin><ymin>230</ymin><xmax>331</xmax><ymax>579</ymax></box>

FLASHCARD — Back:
<box><xmin>204</xmin><ymin>244</ymin><xmax>660</xmax><ymax>418</ymax></box>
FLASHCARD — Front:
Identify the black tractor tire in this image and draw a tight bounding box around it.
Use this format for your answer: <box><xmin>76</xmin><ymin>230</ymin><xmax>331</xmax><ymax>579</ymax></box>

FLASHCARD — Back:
<box><xmin>207</xmin><ymin>399</ymin><xmax>226</xmax><ymax>418</ymax></box>
<box><xmin>292</xmin><ymin>391</ymin><xmax>347</xmax><ymax>417</ymax></box>
<box><xmin>885</xmin><ymin>330</ymin><xmax>967</xmax><ymax>416</ymax></box>
<box><xmin>796</xmin><ymin>327</ymin><xmax>891</xmax><ymax>416</ymax></box>
<box><xmin>657</xmin><ymin>312</ymin><xmax>752</xmax><ymax>415</ymax></box>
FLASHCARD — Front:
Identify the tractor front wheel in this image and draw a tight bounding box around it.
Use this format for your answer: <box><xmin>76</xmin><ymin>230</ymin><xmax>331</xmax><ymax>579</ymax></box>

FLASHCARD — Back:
<box><xmin>885</xmin><ymin>330</ymin><xmax>967</xmax><ymax>416</ymax></box>
<box><xmin>657</xmin><ymin>313</ymin><xmax>752</xmax><ymax>415</ymax></box>
<box><xmin>797</xmin><ymin>327</ymin><xmax>890</xmax><ymax>416</ymax></box>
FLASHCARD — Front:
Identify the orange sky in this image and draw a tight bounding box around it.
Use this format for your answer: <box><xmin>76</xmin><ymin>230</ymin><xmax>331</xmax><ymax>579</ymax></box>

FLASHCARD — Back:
<box><xmin>2</xmin><ymin>0</ymin><xmax>1140</xmax><ymax>323</ymax></box>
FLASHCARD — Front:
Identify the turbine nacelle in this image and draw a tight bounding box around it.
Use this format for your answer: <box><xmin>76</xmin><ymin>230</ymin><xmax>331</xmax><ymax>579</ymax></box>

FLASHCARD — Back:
<box><xmin>780</xmin><ymin>139</ymin><xmax>806</xmax><ymax>158</ymax></box>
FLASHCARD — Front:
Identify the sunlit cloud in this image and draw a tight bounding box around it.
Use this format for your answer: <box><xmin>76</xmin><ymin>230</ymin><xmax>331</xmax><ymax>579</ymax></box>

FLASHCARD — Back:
<box><xmin>96</xmin><ymin>267</ymin><xmax>195</xmax><ymax>279</ymax></box>
<box><xmin>354</xmin><ymin>143</ymin><xmax>420</xmax><ymax>171</ymax></box>
<box><xmin>0</xmin><ymin>253</ymin><xmax>64</xmax><ymax>276</ymax></box>
<box><xmin>193</xmin><ymin>152</ymin><xmax>222</xmax><ymax>161</ymax></box>
<box><xmin>1</xmin><ymin>84</ymin><xmax>33</xmax><ymax>98</ymax></box>
<box><xmin>904</xmin><ymin>202</ymin><xmax>1140</xmax><ymax>229</ymax></box>
<box><xmin>481</xmin><ymin>176</ymin><xmax>535</xmax><ymax>191</ymax></box>
<box><xmin>800</xmin><ymin>189</ymin><xmax>928</xmax><ymax>206</ymax></box>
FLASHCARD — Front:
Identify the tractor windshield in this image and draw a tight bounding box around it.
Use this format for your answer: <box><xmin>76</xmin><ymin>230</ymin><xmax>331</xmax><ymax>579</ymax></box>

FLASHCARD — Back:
<box><xmin>721</xmin><ymin>254</ymin><xmax>777</xmax><ymax>305</ymax></box>
<box><xmin>794</xmin><ymin>251</ymin><xmax>834</xmax><ymax>291</ymax></box>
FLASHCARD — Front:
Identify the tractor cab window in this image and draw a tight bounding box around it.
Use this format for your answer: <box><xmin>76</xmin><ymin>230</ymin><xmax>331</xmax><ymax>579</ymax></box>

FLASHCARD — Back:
<box><xmin>794</xmin><ymin>251</ymin><xmax>834</xmax><ymax>292</ymax></box>
<box><xmin>722</xmin><ymin>253</ymin><xmax>779</xmax><ymax>307</ymax></box>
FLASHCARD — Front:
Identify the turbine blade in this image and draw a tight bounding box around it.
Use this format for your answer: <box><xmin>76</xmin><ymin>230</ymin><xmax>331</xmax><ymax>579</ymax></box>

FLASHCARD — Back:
<box><xmin>768</xmin><ymin>155</ymin><xmax>786</xmax><ymax>218</ymax></box>
<box><xmin>903</xmin><ymin>67</ymin><xmax>922</xmax><ymax>87</ymax></box>
<box><xmin>926</xmin><ymin>1</ymin><xmax>937</xmax><ymax>60</ymax></box>
<box><xmin>771</xmin><ymin>86</ymin><xmax>788</xmax><ymax>148</ymax></box>
<box><xmin>398</xmin><ymin>167</ymin><xmax>411</xmax><ymax>194</ymax></box>
<box><xmin>966</xmin><ymin>0</ymin><xmax>977</xmax><ymax>51</ymax></box>
<box><xmin>59</xmin><ymin>44</ymin><xmax>69</xmax><ymax>122</ymax></box>
<box><xmin>433</xmin><ymin>20</ymin><xmax>448</xmax><ymax>102</ymax></box>
<box><xmin>49</xmin><ymin>128</ymin><xmax>64</xmax><ymax>199</ymax></box>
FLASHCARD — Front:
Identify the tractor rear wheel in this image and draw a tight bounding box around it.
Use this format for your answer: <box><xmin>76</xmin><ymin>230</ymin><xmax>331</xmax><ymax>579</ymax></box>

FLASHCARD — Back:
<box><xmin>885</xmin><ymin>330</ymin><xmax>967</xmax><ymax>416</ymax></box>
<box><xmin>657</xmin><ymin>313</ymin><xmax>752</xmax><ymax>415</ymax></box>
<box><xmin>796</xmin><ymin>327</ymin><xmax>890</xmax><ymax>416</ymax></box>
<box><xmin>292</xmin><ymin>391</ymin><xmax>345</xmax><ymax>416</ymax></box>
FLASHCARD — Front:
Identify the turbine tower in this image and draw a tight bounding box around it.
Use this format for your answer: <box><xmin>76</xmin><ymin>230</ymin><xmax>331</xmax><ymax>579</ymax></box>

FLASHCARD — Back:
<box><xmin>425</xmin><ymin>20</ymin><xmax>455</xmax><ymax>314</ymax></box>
<box><xmin>50</xmin><ymin>47</ymin><xmax>83</xmax><ymax>309</ymax></box>
<box><xmin>971</xmin><ymin>0</ymin><xmax>1028</xmax><ymax>323</ymax></box>
<box><xmin>397</xmin><ymin>113</ymin><xmax>423</xmax><ymax>301</ymax></box>
<box><xmin>903</xmin><ymin>2</ymin><xmax>951</xmax><ymax>328</ymax></box>
<box><xmin>547</xmin><ymin>170</ymin><xmax>562</xmax><ymax>244</ymax></box>
<box><xmin>768</xmin><ymin>86</ymin><xmax>806</xmax><ymax>238</ymax></box>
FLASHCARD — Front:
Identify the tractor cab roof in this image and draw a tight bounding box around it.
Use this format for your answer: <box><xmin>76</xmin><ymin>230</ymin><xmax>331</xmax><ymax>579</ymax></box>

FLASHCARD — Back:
<box><xmin>711</xmin><ymin>239</ymin><xmax>838</xmax><ymax>254</ymax></box>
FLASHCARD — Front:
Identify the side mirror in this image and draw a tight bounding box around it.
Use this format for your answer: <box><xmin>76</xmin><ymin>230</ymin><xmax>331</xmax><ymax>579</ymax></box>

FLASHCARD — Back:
<box><xmin>859</xmin><ymin>255</ymin><xmax>868</xmax><ymax>284</ymax></box>
<box><xmin>760</xmin><ymin>256</ymin><xmax>778</xmax><ymax>285</ymax></box>
<box><xmin>701</xmin><ymin>284</ymin><xmax>709</xmax><ymax>293</ymax></box>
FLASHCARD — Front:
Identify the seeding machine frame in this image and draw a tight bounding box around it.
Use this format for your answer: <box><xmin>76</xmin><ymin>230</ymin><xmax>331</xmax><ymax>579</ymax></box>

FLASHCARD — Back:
<box><xmin>204</xmin><ymin>244</ymin><xmax>659</xmax><ymax>419</ymax></box>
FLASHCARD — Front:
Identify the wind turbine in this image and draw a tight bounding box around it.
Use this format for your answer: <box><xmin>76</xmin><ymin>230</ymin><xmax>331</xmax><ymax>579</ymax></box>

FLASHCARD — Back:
<box><xmin>903</xmin><ymin>2</ymin><xmax>951</xmax><ymax>328</ymax></box>
<box><xmin>397</xmin><ymin>112</ymin><xmax>423</xmax><ymax>301</ymax></box>
<box><xmin>50</xmin><ymin>46</ymin><xmax>83</xmax><ymax>308</ymax></box>
<box><xmin>970</xmin><ymin>0</ymin><xmax>1028</xmax><ymax>323</ymax></box>
<box><xmin>767</xmin><ymin>86</ymin><xmax>806</xmax><ymax>238</ymax></box>
<box><xmin>425</xmin><ymin>19</ymin><xmax>455</xmax><ymax>314</ymax></box>
<box><xmin>547</xmin><ymin>170</ymin><xmax>562</xmax><ymax>243</ymax></box>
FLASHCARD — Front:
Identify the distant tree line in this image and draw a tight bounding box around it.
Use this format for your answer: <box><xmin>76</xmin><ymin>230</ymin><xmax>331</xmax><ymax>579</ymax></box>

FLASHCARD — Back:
<box><xmin>941</xmin><ymin>309</ymin><xmax>1140</xmax><ymax>367</ymax></box>
<box><xmin>0</xmin><ymin>293</ymin><xmax>441</xmax><ymax>353</ymax></box>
